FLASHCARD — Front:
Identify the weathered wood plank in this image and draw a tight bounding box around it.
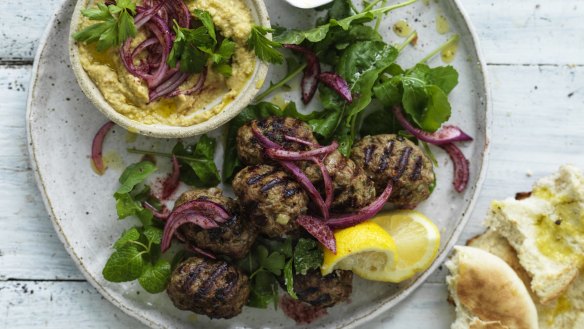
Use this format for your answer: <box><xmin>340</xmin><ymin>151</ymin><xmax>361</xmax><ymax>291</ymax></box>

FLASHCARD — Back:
<box><xmin>0</xmin><ymin>280</ymin><xmax>451</xmax><ymax>328</ymax></box>
<box><xmin>1</xmin><ymin>0</ymin><xmax>584</xmax><ymax>64</ymax></box>
<box><xmin>0</xmin><ymin>0</ymin><xmax>63</xmax><ymax>61</ymax></box>
<box><xmin>0</xmin><ymin>281</ymin><xmax>143</xmax><ymax>328</ymax></box>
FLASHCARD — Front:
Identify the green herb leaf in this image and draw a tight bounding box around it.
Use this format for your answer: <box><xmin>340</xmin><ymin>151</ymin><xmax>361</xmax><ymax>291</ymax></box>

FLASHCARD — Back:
<box><xmin>257</xmin><ymin>246</ymin><xmax>286</xmax><ymax>276</ymax></box>
<box><xmin>73</xmin><ymin>1</ymin><xmax>137</xmax><ymax>52</ymax></box>
<box><xmin>138</xmin><ymin>259</ymin><xmax>171</xmax><ymax>293</ymax></box>
<box><xmin>247</xmin><ymin>25</ymin><xmax>284</xmax><ymax>64</ymax></box>
<box><xmin>193</xmin><ymin>9</ymin><xmax>216</xmax><ymax>44</ymax></box>
<box><xmin>283</xmin><ymin>259</ymin><xmax>298</xmax><ymax>299</ymax></box>
<box><xmin>115</xmin><ymin>192</ymin><xmax>144</xmax><ymax>219</ymax></box>
<box><xmin>248</xmin><ymin>270</ymin><xmax>279</xmax><ymax>308</ymax></box>
<box><xmin>172</xmin><ymin>135</ymin><xmax>220</xmax><ymax>187</ymax></box>
<box><xmin>143</xmin><ymin>226</ymin><xmax>163</xmax><ymax>246</ymax></box>
<box><xmin>102</xmin><ymin>244</ymin><xmax>144</xmax><ymax>282</ymax></box>
<box><xmin>113</xmin><ymin>227</ymin><xmax>141</xmax><ymax>250</ymax></box>
<box><xmin>116</xmin><ymin>161</ymin><xmax>157</xmax><ymax>194</ymax></box>
<box><xmin>294</xmin><ymin>238</ymin><xmax>324</xmax><ymax>275</ymax></box>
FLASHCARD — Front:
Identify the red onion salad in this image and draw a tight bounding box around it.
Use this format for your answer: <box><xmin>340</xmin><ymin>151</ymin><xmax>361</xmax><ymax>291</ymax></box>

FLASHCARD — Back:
<box><xmin>161</xmin><ymin>200</ymin><xmax>231</xmax><ymax>252</ymax></box>
<box><xmin>283</xmin><ymin>45</ymin><xmax>352</xmax><ymax>104</ymax></box>
<box><xmin>91</xmin><ymin>121</ymin><xmax>115</xmax><ymax>175</ymax></box>
<box><xmin>251</xmin><ymin>122</ymin><xmax>333</xmax><ymax>220</ymax></box>
<box><xmin>393</xmin><ymin>105</ymin><xmax>472</xmax><ymax>192</ymax></box>
<box><xmin>119</xmin><ymin>0</ymin><xmax>207</xmax><ymax>102</ymax></box>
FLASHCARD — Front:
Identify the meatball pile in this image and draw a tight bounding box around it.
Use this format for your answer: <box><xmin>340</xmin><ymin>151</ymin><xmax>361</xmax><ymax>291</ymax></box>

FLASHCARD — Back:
<box><xmin>166</xmin><ymin>118</ymin><xmax>436</xmax><ymax>320</ymax></box>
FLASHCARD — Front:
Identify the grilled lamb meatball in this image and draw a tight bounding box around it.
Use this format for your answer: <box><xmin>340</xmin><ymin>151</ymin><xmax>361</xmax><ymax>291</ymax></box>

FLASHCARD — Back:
<box><xmin>289</xmin><ymin>269</ymin><xmax>353</xmax><ymax>308</ymax></box>
<box><xmin>237</xmin><ymin>116</ymin><xmax>318</xmax><ymax>165</ymax></box>
<box><xmin>232</xmin><ymin>165</ymin><xmax>308</xmax><ymax>237</ymax></box>
<box><xmin>175</xmin><ymin>188</ymin><xmax>256</xmax><ymax>259</ymax></box>
<box><xmin>167</xmin><ymin>257</ymin><xmax>250</xmax><ymax>319</ymax></box>
<box><xmin>351</xmin><ymin>134</ymin><xmax>435</xmax><ymax>208</ymax></box>
<box><xmin>303</xmin><ymin>150</ymin><xmax>376</xmax><ymax>212</ymax></box>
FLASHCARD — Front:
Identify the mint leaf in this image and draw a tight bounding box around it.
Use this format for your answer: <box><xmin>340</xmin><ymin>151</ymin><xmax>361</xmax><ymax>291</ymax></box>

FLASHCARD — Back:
<box><xmin>116</xmin><ymin>161</ymin><xmax>157</xmax><ymax>194</ymax></box>
<box><xmin>138</xmin><ymin>259</ymin><xmax>171</xmax><ymax>293</ymax></box>
<box><xmin>102</xmin><ymin>244</ymin><xmax>144</xmax><ymax>282</ymax></box>
<box><xmin>143</xmin><ymin>226</ymin><xmax>163</xmax><ymax>245</ymax></box>
<box><xmin>113</xmin><ymin>227</ymin><xmax>141</xmax><ymax>250</ymax></box>
<box><xmin>115</xmin><ymin>193</ymin><xmax>143</xmax><ymax>219</ymax></box>
<box><xmin>294</xmin><ymin>238</ymin><xmax>323</xmax><ymax>275</ymax></box>
<box><xmin>283</xmin><ymin>259</ymin><xmax>298</xmax><ymax>299</ymax></box>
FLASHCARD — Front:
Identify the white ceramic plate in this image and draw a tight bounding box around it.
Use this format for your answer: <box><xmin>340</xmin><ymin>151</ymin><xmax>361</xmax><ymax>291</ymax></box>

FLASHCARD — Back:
<box><xmin>27</xmin><ymin>0</ymin><xmax>490</xmax><ymax>328</ymax></box>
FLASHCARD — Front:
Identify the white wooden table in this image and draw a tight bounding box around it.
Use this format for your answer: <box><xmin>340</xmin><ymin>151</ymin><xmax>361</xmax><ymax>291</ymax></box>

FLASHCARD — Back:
<box><xmin>1</xmin><ymin>0</ymin><xmax>583</xmax><ymax>328</ymax></box>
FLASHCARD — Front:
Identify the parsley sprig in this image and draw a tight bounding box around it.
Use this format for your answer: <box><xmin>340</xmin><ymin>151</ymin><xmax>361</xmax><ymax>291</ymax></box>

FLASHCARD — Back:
<box><xmin>167</xmin><ymin>10</ymin><xmax>237</xmax><ymax>77</ymax></box>
<box><xmin>73</xmin><ymin>0</ymin><xmax>137</xmax><ymax>52</ymax></box>
<box><xmin>247</xmin><ymin>25</ymin><xmax>284</xmax><ymax>64</ymax></box>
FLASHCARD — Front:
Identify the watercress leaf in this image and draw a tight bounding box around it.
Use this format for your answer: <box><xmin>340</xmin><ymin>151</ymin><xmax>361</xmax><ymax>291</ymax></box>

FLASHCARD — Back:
<box><xmin>337</xmin><ymin>41</ymin><xmax>398</xmax><ymax>87</ymax></box>
<box><xmin>401</xmin><ymin>78</ymin><xmax>429</xmax><ymax>127</ymax></box>
<box><xmin>309</xmin><ymin>108</ymin><xmax>342</xmax><ymax>139</ymax></box>
<box><xmin>283</xmin><ymin>259</ymin><xmax>298</xmax><ymax>299</ymax></box>
<box><xmin>138</xmin><ymin>259</ymin><xmax>171</xmax><ymax>293</ymax></box>
<box><xmin>248</xmin><ymin>25</ymin><xmax>284</xmax><ymax>64</ymax></box>
<box><xmin>328</xmin><ymin>0</ymin><xmax>353</xmax><ymax>20</ymax></box>
<box><xmin>419</xmin><ymin>85</ymin><xmax>451</xmax><ymax>132</ymax></box>
<box><xmin>293</xmin><ymin>238</ymin><xmax>324</xmax><ymax>275</ymax></box>
<box><xmin>248</xmin><ymin>270</ymin><xmax>278</xmax><ymax>308</ymax></box>
<box><xmin>373</xmin><ymin>78</ymin><xmax>402</xmax><ymax>107</ymax></box>
<box><xmin>143</xmin><ymin>226</ymin><xmax>163</xmax><ymax>245</ymax></box>
<box><xmin>262</xmin><ymin>251</ymin><xmax>286</xmax><ymax>276</ymax></box>
<box><xmin>423</xmin><ymin>65</ymin><xmax>459</xmax><ymax>95</ymax></box>
<box><xmin>102</xmin><ymin>244</ymin><xmax>144</xmax><ymax>282</ymax></box>
<box><xmin>193</xmin><ymin>9</ymin><xmax>216</xmax><ymax>44</ymax></box>
<box><xmin>116</xmin><ymin>161</ymin><xmax>157</xmax><ymax>194</ymax></box>
<box><xmin>360</xmin><ymin>107</ymin><xmax>400</xmax><ymax>136</ymax></box>
<box><xmin>113</xmin><ymin>227</ymin><xmax>141</xmax><ymax>250</ymax></box>
<box><xmin>385</xmin><ymin>63</ymin><xmax>405</xmax><ymax>76</ymax></box>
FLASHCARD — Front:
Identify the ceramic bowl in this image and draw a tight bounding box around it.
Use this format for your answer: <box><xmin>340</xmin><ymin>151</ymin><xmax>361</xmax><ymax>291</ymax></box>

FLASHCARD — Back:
<box><xmin>68</xmin><ymin>0</ymin><xmax>270</xmax><ymax>138</ymax></box>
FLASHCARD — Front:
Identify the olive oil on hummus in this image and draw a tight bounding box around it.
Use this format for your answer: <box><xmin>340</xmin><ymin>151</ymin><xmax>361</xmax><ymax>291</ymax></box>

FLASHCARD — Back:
<box><xmin>77</xmin><ymin>0</ymin><xmax>256</xmax><ymax>127</ymax></box>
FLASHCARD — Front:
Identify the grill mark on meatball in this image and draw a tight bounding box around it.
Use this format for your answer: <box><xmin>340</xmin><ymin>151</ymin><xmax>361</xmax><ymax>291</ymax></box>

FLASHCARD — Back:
<box><xmin>182</xmin><ymin>261</ymin><xmax>206</xmax><ymax>292</ymax></box>
<box><xmin>246</xmin><ymin>168</ymin><xmax>277</xmax><ymax>185</ymax></box>
<box><xmin>394</xmin><ymin>147</ymin><xmax>413</xmax><ymax>180</ymax></box>
<box><xmin>215</xmin><ymin>272</ymin><xmax>238</xmax><ymax>302</ymax></box>
<box><xmin>195</xmin><ymin>262</ymin><xmax>229</xmax><ymax>299</ymax></box>
<box><xmin>364</xmin><ymin>144</ymin><xmax>376</xmax><ymax>165</ymax></box>
<box><xmin>260</xmin><ymin>177</ymin><xmax>287</xmax><ymax>192</ymax></box>
<box><xmin>377</xmin><ymin>140</ymin><xmax>395</xmax><ymax>172</ymax></box>
<box><xmin>410</xmin><ymin>156</ymin><xmax>424</xmax><ymax>181</ymax></box>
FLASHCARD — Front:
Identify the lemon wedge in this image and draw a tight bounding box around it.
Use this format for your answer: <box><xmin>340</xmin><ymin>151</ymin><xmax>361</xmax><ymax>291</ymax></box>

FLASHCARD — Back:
<box><xmin>321</xmin><ymin>221</ymin><xmax>398</xmax><ymax>281</ymax></box>
<box><xmin>372</xmin><ymin>210</ymin><xmax>441</xmax><ymax>282</ymax></box>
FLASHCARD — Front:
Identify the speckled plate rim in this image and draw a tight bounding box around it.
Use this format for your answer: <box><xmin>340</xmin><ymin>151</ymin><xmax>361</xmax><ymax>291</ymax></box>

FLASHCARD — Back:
<box><xmin>26</xmin><ymin>0</ymin><xmax>492</xmax><ymax>328</ymax></box>
<box><xmin>68</xmin><ymin>0</ymin><xmax>270</xmax><ymax>139</ymax></box>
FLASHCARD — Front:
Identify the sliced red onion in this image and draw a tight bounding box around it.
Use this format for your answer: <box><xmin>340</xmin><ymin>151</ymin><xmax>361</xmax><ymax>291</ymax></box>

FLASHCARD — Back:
<box><xmin>284</xmin><ymin>135</ymin><xmax>319</xmax><ymax>147</ymax></box>
<box><xmin>326</xmin><ymin>181</ymin><xmax>393</xmax><ymax>229</ymax></box>
<box><xmin>142</xmin><ymin>15</ymin><xmax>172</xmax><ymax>88</ymax></box>
<box><xmin>283</xmin><ymin>44</ymin><xmax>320</xmax><ymax>104</ymax></box>
<box><xmin>266</xmin><ymin>141</ymin><xmax>339</xmax><ymax>161</ymax></box>
<box><xmin>161</xmin><ymin>214</ymin><xmax>219</xmax><ymax>252</ymax></box>
<box><xmin>439</xmin><ymin>143</ymin><xmax>470</xmax><ymax>193</ymax></box>
<box><xmin>149</xmin><ymin>71</ymin><xmax>189</xmax><ymax>102</ymax></box>
<box><xmin>131</xmin><ymin>37</ymin><xmax>158</xmax><ymax>60</ymax></box>
<box><xmin>317</xmin><ymin>72</ymin><xmax>352</xmax><ymax>103</ymax></box>
<box><xmin>297</xmin><ymin>215</ymin><xmax>336</xmax><ymax>253</ymax></box>
<box><xmin>142</xmin><ymin>201</ymin><xmax>170</xmax><ymax>220</ymax></box>
<box><xmin>314</xmin><ymin>158</ymin><xmax>333</xmax><ymax>209</ymax></box>
<box><xmin>168</xmin><ymin>200</ymin><xmax>231</xmax><ymax>224</ymax></box>
<box><xmin>168</xmin><ymin>67</ymin><xmax>207</xmax><ymax>97</ymax></box>
<box><xmin>393</xmin><ymin>106</ymin><xmax>473</xmax><ymax>145</ymax></box>
<box><xmin>166</xmin><ymin>0</ymin><xmax>190</xmax><ymax>28</ymax></box>
<box><xmin>161</xmin><ymin>155</ymin><xmax>180</xmax><ymax>200</ymax></box>
<box><xmin>251</xmin><ymin>122</ymin><xmax>329</xmax><ymax>219</ymax></box>
<box><xmin>91</xmin><ymin>121</ymin><xmax>115</xmax><ymax>175</ymax></box>
<box><xmin>186</xmin><ymin>244</ymin><xmax>217</xmax><ymax>260</ymax></box>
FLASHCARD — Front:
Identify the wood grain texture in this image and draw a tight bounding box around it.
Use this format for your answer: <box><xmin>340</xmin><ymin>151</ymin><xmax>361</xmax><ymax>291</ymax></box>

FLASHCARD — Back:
<box><xmin>1</xmin><ymin>0</ymin><xmax>584</xmax><ymax>64</ymax></box>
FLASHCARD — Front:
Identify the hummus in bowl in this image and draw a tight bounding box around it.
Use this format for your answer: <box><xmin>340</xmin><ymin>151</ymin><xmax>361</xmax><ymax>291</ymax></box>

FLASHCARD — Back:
<box><xmin>69</xmin><ymin>0</ymin><xmax>269</xmax><ymax>138</ymax></box>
